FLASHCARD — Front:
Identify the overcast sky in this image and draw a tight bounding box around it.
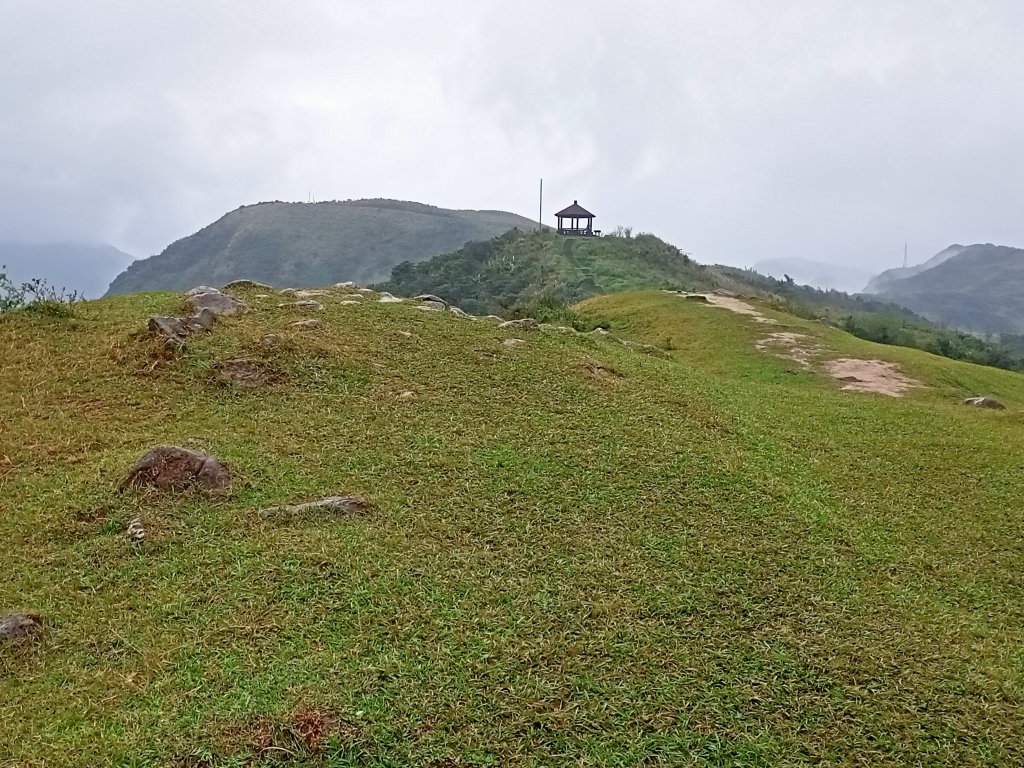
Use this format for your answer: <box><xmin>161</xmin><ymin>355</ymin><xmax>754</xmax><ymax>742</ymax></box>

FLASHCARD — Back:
<box><xmin>3</xmin><ymin>0</ymin><xmax>1024</xmax><ymax>282</ymax></box>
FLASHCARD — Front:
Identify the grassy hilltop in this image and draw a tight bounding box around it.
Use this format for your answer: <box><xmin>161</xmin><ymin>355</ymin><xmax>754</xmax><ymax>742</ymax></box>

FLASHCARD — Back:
<box><xmin>2</xmin><ymin>284</ymin><xmax>1024</xmax><ymax>766</ymax></box>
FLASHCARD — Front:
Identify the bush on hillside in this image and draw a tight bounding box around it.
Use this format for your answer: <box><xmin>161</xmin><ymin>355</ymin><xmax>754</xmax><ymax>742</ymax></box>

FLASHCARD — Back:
<box><xmin>0</xmin><ymin>266</ymin><xmax>81</xmax><ymax>317</ymax></box>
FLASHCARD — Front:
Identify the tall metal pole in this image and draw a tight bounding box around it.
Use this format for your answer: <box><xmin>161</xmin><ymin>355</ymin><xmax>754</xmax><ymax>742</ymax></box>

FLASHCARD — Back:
<box><xmin>538</xmin><ymin>178</ymin><xmax>543</xmax><ymax>232</ymax></box>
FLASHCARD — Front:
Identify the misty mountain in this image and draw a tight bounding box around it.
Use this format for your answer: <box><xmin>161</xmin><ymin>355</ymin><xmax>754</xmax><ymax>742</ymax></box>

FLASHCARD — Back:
<box><xmin>862</xmin><ymin>244</ymin><xmax>966</xmax><ymax>293</ymax></box>
<box><xmin>1</xmin><ymin>242</ymin><xmax>134</xmax><ymax>299</ymax></box>
<box><xmin>105</xmin><ymin>200</ymin><xmax>537</xmax><ymax>296</ymax></box>
<box><xmin>871</xmin><ymin>243</ymin><xmax>1024</xmax><ymax>334</ymax></box>
<box><xmin>752</xmin><ymin>257</ymin><xmax>873</xmax><ymax>294</ymax></box>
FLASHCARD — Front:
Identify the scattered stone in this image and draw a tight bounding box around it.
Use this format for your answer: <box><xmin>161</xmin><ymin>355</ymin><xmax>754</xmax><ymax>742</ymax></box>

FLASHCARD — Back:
<box><xmin>396</xmin><ymin>390</ymin><xmax>416</xmax><ymax>401</ymax></box>
<box><xmin>333</xmin><ymin>281</ymin><xmax>357</xmax><ymax>289</ymax></box>
<box><xmin>0</xmin><ymin>613</ymin><xmax>43</xmax><ymax>641</ymax></box>
<box><xmin>449</xmin><ymin>307</ymin><xmax>472</xmax><ymax>318</ymax></box>
<box><xmin>556</xmin><ymin>326</ymin><xmax>578</xmax><ymax>334</ymax></box>
<box><xmin>591</xmin><ymin>327</ymin><xmax>610</xmax><ymax>335</ymax></box>
<box><xmin>291</xmin><ymin>319</ymin><xmax>321</xmax><ymax>329</ymax></box>
<box><xmin>148</xmin><ymin>308</ymin><xmax>216</xmax><ymax>338</ymax></box>
<box><xmin>415</xmin><ymin>303</ymin><xmax>445</xmax><ymax>312</ymax></box>
<box><xmin>503</xmin><ymin>338</ymin><xmax>526</xmax><ymax>347</ymax></box>
<box><xmin>215</xmin><ymin>358</ymin><xmax>281</xmax><ymax>387</ymax></box>
<box><xmin>398</xmin><ymin>331</ymin><xmax>413</xmax><ymax>338</ymax></box>
<box><xmin>126</xmin><ymin>517</ymin><xmax>146</xmax><ymax>545</ymax></box>
<box><xmin>295</xmin><ymin>289</ymin><xmax>327</xmax><ymax>298</ymax></box>
<box><xmin>184</xmin><ymin>285</ymin><xmax>221</xmax><ymax>297</ymax></box>
<box><xmin>964</xmin><ymin>396</ymin><xmax>1006</xmax><ymax>410</ymax></box>
<box><xmin>357</xmin><ymin>288</ymin><xmax>374</xmax><ymax>293</ymax></box>
<box><xmin>581</xmin><ymin>361</ymin><xmax>621</xmax><ymax>380</ymax></box>
<box><xmin>186</xmin><ymin>289</ymin><xmax>250</xmax><ymax>317</ymax></box>
<box><xmin>258</xmin><ymin>495</ymin><xmax>369</xmax><ymax>519</ymax></box>
<box><xmin>538</xmin><ymin>323</ymin><xmax>556</xmax><ymax>331</ymax></box>
<box><xmin>121</xmin><ymin>445</ymin><xmax>230</xmax><ymax>493</ymax></box>
<box><xmin>484</xmin><ymin>315</ymin><xmax>504</xmax><ymax>322</ymax></box>
<box><xmin>338</xmin><ymin>300</ymin><xmax>361</xmax><ymax>306</ymax></box>
<box><xmin>278</xmin><ymin>300</ymin><xmax>324</xmax><ymax>311</ymax></box>
<box><xmin>338</xmin><ymin>293</ymin><xmax>365</xmax><ymax>300</ymax></box>
<box><xmin>261</xmin><ymin>333</ymin><xmax>282</xmax><ymax>346</ymax></box>
<box><xmin>255</xmin><ymin>293</ymin><xmax>271</xmax><ymax>299</ymax></box>
<box><xmin>222</xmin><ymin>279</ymin><xmax>272</xmax><ymax>291</ymax></box>
<box><xmin>415</xmin><ymin>294</ymin><xmax>448</xmax><ymax>307</ymax></box>
<box><xmin>378</xmin><ymin>293</ymin><xmax>403</xmax><ymax>303</ymax></box>
<box><xmin>499</xmin><ymin>318</ymin><xmax>539</xmax><ymax>330</ymax></box>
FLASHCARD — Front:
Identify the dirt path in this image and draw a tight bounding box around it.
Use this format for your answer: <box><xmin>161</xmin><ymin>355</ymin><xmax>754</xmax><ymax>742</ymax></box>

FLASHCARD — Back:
<box><xmin>672</xmin><ymin>292</ymin><xmax>924</xmax><ymax>397</ymax></box>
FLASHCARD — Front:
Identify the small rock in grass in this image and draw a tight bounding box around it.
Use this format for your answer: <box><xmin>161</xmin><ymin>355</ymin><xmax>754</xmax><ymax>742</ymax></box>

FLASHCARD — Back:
<box><xmin>121</xmin><ymin>445</ymin><xmax>230</xmax><ymax>493</ymax></box>
<box><xmin>556</xmin><ymin>326</ymin><xmax>577</xmax><ymax>334</ymax></box>
<box><xmin>126</xmin><ymin>517</ymin><xmax>146</xmax><ymax>545</ymax></box>
<box><xmin>503</xmin><ymin>338</ymin><xmax>526</xmax><ymax>347</ymax></box>
<box><xmin>378</xmin><ymin>293</ymin><xmax>403</xmax><ymax>303</ymax></box>
<box><xmin>484</xmin><ymin>315</ymin><xmax>504</xmax><ymax>322</ymax></box>
<box><xmin>184</xmin><ymin>285</ymin><xmax>221</xmax><ymax>297</ymax></box>
<box><xmin>398</xmin><ymin>331</ymin><xmax>413</xmax><ymax>338</ymax></box>
<box><xmin>148</xmin><ymin>308</ymin><xmax>216</xmax><ymax>338</ymax></box>
<box><xmin>0</xmin><ymin>613</ymin><xmax>43</xmax><ymax>641</ymax></box>
<box><xmin>415</xmin><ymin>303</ymin><xmax>445</xmax><ymax>312</ymax></box>
<box><xmin>258</xmin><ymin>495</ymin><xmax>369</xmax><ymax>519</ymax></box>
<box><xmin>333</xmin><ymin>281</ymin><xmax>357</xmax><ymax>289</ymax></box>
<box><xmin>291</xmin><ymin>319</ymin><xmax>321</xmax><ymax>329</ymax></box>
<box><xmin>397</xmin><ymin>390</ymin><xmax>416</xmax><ymax>401</ymax></box>
<box><xmin>964</xmin><ymin>396</ymin><xmax>1006</xmax><ymax>410</ymax></box>
<box><xmin>414</xmin><ymin>294</ymin><xmax>449</xmax><ymax>307</ymax></box>
<box><xmin>278</xmin><ymin>300</ymin><xmax>324</xmax><ymax>311</ymax></box>
<box><xmin>538</xmin><ymin>323</ymin><xmax>556</xmax><ymax>331</ymax></box>
<box><xmin>261</xmin><ymin>333</ymin><xmax>283</xmax><ymax>346</ymax></box>
<box><xmin>294</xmin><ymin>289</ymin><xmax>327</xmax><ymax>298</ymax></box>
<box><xmin>222</xmin><ymin>279</ymin><xmax>272</xmax><ymax>291</ymax></box>
<box><xmin>449</xmin><ymin>307</ymin><xmax>472</xmax><ymax>318</ymax></box>
<box><xmin>338</xmin><ymin>300</ymin><xmax>360</xmax><ymax>306</ymax></box>
<box><xmin>357</xmin><ymin>288</ymin><xmax>374</xmax><ymax>293</ymax></box>
<box><xmin>499</xmin><ymin>318</ymin><xmax>539</xmax><ymax>330</ymax></box>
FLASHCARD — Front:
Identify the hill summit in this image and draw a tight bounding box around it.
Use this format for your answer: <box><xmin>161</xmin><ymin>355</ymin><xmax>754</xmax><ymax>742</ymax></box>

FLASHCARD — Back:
<box><xmin>104</xmin><ymin>199</ymin><xmax>535</xmax><ymax>296</ymax></box>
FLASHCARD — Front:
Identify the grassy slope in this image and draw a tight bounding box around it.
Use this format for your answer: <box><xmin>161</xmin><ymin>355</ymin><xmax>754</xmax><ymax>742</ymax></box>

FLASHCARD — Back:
<box><xmin>105</xmin><ymin>201</ymin><xmax>536</xmax><ymax>296</ymax></box>
<box><xmin>2</xmin><ymin>288</ymin><xmax>1024</xmax><ymax>766</ymax></box>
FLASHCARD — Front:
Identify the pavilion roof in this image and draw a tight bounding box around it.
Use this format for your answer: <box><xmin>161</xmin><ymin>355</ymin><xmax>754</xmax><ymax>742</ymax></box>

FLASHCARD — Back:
<box><xmin>554</xmin><ymin>200</ymin><xmax>595</xmax><ymax>218</ymax></box>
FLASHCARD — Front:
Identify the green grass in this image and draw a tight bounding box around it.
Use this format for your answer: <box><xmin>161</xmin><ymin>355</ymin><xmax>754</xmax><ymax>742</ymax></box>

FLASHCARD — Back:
<box><xmin>2</xmin><ymin>287</ymin><xmax>1023</xmax><ymax>766</ymax></box>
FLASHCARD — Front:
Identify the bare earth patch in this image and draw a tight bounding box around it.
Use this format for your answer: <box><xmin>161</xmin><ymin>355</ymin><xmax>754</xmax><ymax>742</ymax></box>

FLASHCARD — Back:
<box><xmin>756</xmin><ymin>332</ymin><xmax>818</xmax><ymax>367</ymax></box>
<box><xmin>825</xmin><ymin>358</ymin><xmax>923</xmax><ymax>397</ymax></box>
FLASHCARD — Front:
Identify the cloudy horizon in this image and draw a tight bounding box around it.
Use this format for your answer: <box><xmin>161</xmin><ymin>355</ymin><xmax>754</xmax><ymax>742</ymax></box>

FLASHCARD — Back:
<box><xmin>3</xmin><ymin>0</ymin><xmax>1024</xmax><ymax>284</ymax></box>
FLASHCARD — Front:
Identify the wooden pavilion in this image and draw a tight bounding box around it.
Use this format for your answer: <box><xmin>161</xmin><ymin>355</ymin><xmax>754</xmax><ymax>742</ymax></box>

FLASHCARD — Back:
<box><xmin>555</xmin><ymin>200</ymin><xmax>598</xmax><ymax>236</ymax></box>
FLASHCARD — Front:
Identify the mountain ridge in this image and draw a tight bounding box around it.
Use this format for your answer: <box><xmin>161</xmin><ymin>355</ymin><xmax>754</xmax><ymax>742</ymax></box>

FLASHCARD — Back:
<box><xmin>104</xmin><ymin>199</ymin><xmax>536</xmax><ymax>296</ymax></box>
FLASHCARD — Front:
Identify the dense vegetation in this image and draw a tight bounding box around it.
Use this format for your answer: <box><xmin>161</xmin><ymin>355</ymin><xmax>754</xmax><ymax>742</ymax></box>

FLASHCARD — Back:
<box><xmin>2</xmin><ymin>285</ymin><xmax>1023</xmax><ymax>765</ymax></box>
<box><xmin>105</xmin><ymin>200</ymin><xmax>536</xmax><ymax>296</ymax></box>
<box><xmin>379</xmin><ymin>229</ymin><xmax>715</xmax><ymax>315</ymax></box>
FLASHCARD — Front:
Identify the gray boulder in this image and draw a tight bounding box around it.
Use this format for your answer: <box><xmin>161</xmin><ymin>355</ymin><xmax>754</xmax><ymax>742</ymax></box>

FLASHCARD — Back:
<box><xmin>148</xmin><ymin>308</ymin><xmax>216</xmax><ymax>338</ymax></box>
<box><xmin>121</xmin><ymin>445</ymin><xmax>230</xmax><ymax>493</ymax></box>
<box><xmin>414</xmin><ymin>294</ymin><xmax>449</xmax><ymax>308</ymax></box>
<box><xmin>185</xmin><ymin>289</ymin><xmax>250</xmax><ymax>317</ymax></box>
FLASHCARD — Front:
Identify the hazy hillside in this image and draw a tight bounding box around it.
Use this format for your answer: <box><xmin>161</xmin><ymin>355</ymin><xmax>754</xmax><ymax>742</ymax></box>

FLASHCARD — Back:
<box><xmin>378</xmin><ymin>229</ymin><xmax>717</xmax><ymax>314</ymax></box>
<box><xmin>872</xmin><ymin>243</ymin><xmax>1024</xmax><ymax>334</ymax></box>
<box><xmin>1</xmin><ymin>241</ymin><xmax>134</xmax><ymax>298</ymax></box>
<box><xmin>753</xmin><ymin>256</ymin><xmax>872</xmax><ymax>294</ymax></box>
<box><xmin>105</xmin><ymin>200</ymin><xmax>536</xmax><ymax>296</ymax></box>
<box><xmin>863</xmin><ymin>244</ymin><xmax>965</xmax><ymax>293</ymax></box>
<box><xmin>3</xmin><ymin>284</ymin><xmax>1023</xmax><ymax>765</ymax></box>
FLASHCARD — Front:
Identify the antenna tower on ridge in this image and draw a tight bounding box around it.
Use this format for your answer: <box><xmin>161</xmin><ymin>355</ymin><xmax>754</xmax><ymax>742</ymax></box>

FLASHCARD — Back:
<box><xmin>903</xmin><ymin>242</ymin><xmax>908</xmax><ymax>269</ymax></box>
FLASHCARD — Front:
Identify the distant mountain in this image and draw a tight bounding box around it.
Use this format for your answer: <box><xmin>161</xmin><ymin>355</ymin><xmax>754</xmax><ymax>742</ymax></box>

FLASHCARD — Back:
<box><xmin>105</xmin><ymin>199</ymin><xmax>536</xmax><ymax>296</ymax></box>
<box><xmin>870</xmin><ymin>243</ymin><xmax>1024</xmax><ymax>334</ymax></box>
<box><xmin>752</xmin><ymin>257</ymin><xmax>873</xmax><ymax>294</ymax></box>
<box><xmin>863</xmin><ymin>244</ymin><xmax>966</xmax><ymax>293</ymax></box>
<box><xmin>1</xmin><ymin>241</ymin><xmax>134</xmax><ymax>299</ymax></box>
